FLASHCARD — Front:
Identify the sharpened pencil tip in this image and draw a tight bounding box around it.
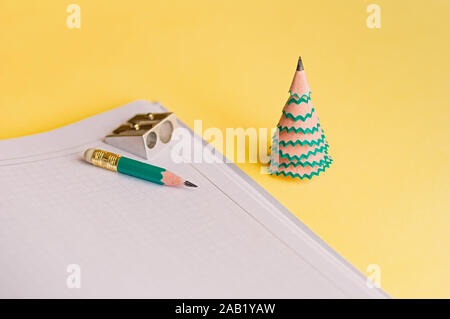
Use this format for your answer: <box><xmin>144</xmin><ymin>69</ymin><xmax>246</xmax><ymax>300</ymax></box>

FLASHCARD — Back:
<box><xmin>184</xmin><ymin>181</ymin><xmax>198</xmax><ymax>188</ymax></box>
<box><xmin>296</xmin><ymin>56</ymin><xmax>304</xmax><ymax>71</ymax></box>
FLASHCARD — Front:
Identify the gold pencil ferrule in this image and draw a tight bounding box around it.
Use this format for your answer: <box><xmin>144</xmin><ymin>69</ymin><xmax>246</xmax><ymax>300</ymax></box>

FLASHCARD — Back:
<box><xmin>90</xmin><ymin>149</ymin><xmax>121</xmax><ymax>172</ymax></box>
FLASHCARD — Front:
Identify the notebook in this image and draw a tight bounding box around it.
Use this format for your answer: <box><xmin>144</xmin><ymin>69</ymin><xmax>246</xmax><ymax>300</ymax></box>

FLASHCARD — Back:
<box><xmin>0</xmin><ymin>100</ymin><xmax>388</xmax><ymax>298</ymax></box>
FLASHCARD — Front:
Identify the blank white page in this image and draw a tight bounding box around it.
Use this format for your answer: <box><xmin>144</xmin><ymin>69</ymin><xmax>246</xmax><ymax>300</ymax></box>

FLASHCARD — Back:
<box><xmin>0</xmin><ymin>101</ymin><xmax>388</xmax><ymax>298</ymax></box>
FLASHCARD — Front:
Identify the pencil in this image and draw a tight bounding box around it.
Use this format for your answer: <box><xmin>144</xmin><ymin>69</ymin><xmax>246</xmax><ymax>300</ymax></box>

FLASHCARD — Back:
<box><xmin>83</xmin><ymin>148</ymin><xmax>197</xmax><ymax>188</ymax></box>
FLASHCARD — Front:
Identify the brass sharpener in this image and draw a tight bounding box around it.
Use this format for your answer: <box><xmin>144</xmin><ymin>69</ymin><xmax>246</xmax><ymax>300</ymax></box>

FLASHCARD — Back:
<box><xmin>105</xmin><ymin>112</ymin><xmax>178</xmax><ymax>159</ymax></box>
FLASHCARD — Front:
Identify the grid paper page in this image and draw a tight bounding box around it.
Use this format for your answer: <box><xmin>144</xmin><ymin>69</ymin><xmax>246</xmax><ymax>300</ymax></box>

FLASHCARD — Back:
<box><xmin>0</xmin><ymin>101</ymin><xmax>388</xmax><ymax>298</ymax></box>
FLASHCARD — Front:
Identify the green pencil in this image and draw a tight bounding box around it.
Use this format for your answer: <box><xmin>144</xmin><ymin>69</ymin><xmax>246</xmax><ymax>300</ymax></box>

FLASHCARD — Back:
<box><xmin>83</xmin><ymin>148</ymin><xmax>197</xmax><ymax>188</ymax></box>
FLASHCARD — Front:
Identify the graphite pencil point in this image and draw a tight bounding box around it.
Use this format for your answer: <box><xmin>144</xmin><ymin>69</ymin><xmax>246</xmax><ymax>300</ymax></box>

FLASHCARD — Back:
<box><xmin>296</xmin><ymin>56</ymin><xmax>304</xmax><ymax>71</ymax></box>
<box><xmin>184</xmin><ymin>181</ymin><xmax>198</xmax><ymax>188</ymax></box>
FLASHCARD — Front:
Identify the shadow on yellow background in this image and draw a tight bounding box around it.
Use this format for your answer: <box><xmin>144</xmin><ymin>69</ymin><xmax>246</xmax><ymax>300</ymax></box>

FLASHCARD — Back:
<box><xmin>1</xmin><ymin>0</ymin><xmax>449</xmax><ymax>298</ymax></box>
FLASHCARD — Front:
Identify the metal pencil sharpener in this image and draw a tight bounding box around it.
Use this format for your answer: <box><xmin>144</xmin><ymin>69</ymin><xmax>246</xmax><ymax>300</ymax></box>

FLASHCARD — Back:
<box><xmin>105</xmin><ymin>112</ymin><xmax>178</xmax><ymax>159</ymax></box>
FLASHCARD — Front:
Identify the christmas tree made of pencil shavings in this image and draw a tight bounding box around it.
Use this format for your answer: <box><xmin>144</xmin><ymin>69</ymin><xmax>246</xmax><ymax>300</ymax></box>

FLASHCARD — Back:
<box><xmin>269</xmin><ymin>57</ymin><xmax>332</xmax><ymax>180</ymax></box>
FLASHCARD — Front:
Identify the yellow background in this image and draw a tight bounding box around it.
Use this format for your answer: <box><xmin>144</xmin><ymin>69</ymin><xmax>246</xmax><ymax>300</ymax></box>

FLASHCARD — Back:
<box><xmin>1</xmin><ymin>0</ymin><xmax>449</xmax><ymax>298</ymax></box>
